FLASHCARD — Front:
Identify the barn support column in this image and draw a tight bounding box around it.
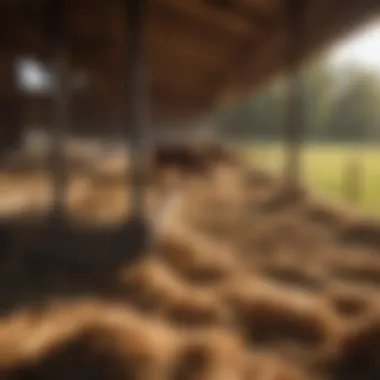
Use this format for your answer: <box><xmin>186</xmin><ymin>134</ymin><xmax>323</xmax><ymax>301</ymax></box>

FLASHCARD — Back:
<box><xmin>284</xmin><ymin>0</ymin><xmax>305</xmax><ymax>187</ymax></box>
<box><xmin>126</xmin><ymin>0</ymin><xmax>151</xmax><ymax>217</ymax></box>
<box><xmin>46</xmin><ymin>0</ymin><xmax>69</xmax><ymax>229</ymax></box>
<box><xmin>120</xmin><ymin>0</ymin><xmax>152</xmax><ymax>261</ymax></box>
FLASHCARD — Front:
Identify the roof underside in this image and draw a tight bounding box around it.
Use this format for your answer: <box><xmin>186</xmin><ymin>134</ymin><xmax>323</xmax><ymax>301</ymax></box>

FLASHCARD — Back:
<box><xmin>0</xmin><ymin>0</ymin><xmax>379</xmax><ymax>132</ymax></box>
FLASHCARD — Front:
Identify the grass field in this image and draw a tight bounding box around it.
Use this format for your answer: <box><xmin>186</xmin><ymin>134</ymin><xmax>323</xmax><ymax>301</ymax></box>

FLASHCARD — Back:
<box><xmin>239</xmin><ymin>142</ymin><xmax>380</xmax><ymax>215</ymax></box>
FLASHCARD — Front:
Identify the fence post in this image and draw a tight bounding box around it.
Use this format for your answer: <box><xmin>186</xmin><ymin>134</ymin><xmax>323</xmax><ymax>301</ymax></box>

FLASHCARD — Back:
<box><xmin>343</xmin><ymin>158</ymin><xmax>362</xmax><ymax>206</ymax></box>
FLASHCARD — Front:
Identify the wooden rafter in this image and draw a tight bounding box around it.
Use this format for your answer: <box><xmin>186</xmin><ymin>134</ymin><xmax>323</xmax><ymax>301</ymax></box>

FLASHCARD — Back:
<box><xmin>0</xmin><ymin>0</ymin><xmax>378</xmax><ymax>133</ymax></box>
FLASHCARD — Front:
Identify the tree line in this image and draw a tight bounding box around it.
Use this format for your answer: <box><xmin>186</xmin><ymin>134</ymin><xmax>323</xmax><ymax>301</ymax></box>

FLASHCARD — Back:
<box><xmin>216</xmin><ymin>59</ymin><xmax>380</xmax><ymax>143</ymax></box>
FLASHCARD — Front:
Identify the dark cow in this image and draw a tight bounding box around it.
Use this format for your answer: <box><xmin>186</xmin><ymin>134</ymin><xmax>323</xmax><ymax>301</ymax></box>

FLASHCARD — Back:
<box><xmin>152</xmin><ymin>144</ymin><xmax>211</xmax><ymax>175</ymax></box>
<box><xmin>151</xmin><ymin>142</ymin><xmax>236</xmax><ymax>177</ymax></box>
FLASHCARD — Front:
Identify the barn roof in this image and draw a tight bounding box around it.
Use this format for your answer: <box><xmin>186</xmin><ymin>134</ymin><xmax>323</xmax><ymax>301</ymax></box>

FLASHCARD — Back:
<box><xmin>1</xmin><ymin>0</ymin><xmax>379</xmax><ymax>129</ymax></box>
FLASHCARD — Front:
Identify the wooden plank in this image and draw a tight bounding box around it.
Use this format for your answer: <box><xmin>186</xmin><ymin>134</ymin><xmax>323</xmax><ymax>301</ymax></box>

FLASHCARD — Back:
<box><xmin>152</xmin><ymin>0</ymin><xmax>257</xmax><ymax>38</ymax></box>
<box><xmin>216</xmin><ymin>0</ymin><xmax>380</xmax><ymax>110</ymax></box>
<box><xmin>0</xmin><ymin>0</ymin><xmax>379</xmax><ymax>128</ymax></box>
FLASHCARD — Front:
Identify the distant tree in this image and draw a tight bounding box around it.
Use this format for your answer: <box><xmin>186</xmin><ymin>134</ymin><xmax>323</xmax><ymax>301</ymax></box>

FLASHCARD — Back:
<box><xmin>327</xmin><ymin>69</ymin><xmax>380</xmax><ymax>141</ymax></box>
<box><xmin>216</xmin><ymin>60</ymin><xmax>380</xmax><ymax>143</ymax></box>
<box><xmin>301</xmin><ymin>60</ymin><xmax>338</xmax><ymax>140</ymax></box>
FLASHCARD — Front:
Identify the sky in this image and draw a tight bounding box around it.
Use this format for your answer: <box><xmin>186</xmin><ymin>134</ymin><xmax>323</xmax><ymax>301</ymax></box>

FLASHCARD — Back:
<box><xmin>328</xmin><ymin>20</ymin><xmax>380</xmax><ymax>71</ymax></box>
<box><xmin>16</xmin><ymin>58</ymin><xmax>52</xmax><ymax>94</ymax></box>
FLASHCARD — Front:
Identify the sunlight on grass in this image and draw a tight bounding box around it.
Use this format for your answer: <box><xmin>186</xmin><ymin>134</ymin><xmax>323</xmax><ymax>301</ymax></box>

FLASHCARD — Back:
<box><xmin>241</xmin><ymin>143</ymin><xmax>380</xmax><ymax>214</ymax></box>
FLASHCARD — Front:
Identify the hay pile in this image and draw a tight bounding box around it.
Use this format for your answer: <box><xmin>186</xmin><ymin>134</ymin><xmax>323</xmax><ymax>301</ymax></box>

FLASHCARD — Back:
<box><xmin>0</xmin><ymin>144</ymin><xmax>378</xmax><ymax>379</ymax></box>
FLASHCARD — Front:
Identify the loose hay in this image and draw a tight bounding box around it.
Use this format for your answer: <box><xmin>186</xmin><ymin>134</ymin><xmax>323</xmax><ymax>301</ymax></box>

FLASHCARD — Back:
<box><xmin>0</xmin><ymin>144</ymin><xmax>378</xmax><ymax>379</ymax></box>
<box><xmin>156</xmin><ymin>227</ymin><xmax>241</xmax><ymax>284</ymax></box>
<box><xmin>328</xmin><ymin>317</ymin><xmax>380</xmax><ymax>380</ymax></box>
<box><xmin>222</xmin><ymin>277</ymin><xmax>339</xmax><ymax>350</ymax></box>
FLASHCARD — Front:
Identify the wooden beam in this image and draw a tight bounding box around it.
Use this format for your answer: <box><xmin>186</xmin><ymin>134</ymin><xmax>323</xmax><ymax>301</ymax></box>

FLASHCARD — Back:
<box><xmin>147</xmin><ymin>23</ymin><xmax>234</xmax><ymax>74</ymax></box>
<box><xmin>151</xmin><ymin>0</ymin><xmax>257</xmax><ymax>40</ymax></box>
<box><xmin>204</xmin><ymin>0</ymin><xmax>277</xmax><ymax>30</ymax></box>
<box><xmin>216</xmin><ymin>0</ymin><xmax>380</xmax><ymax>110</ymax></box>
<box><xmin>151</xmin><ymin>84</ymin><xmax>213</xmax><ymax>109</ymax></box>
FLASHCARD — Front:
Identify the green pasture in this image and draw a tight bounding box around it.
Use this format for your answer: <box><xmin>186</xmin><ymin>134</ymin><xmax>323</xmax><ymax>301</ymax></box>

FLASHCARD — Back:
<box><xmin>239</xmin><ymin>142</ymin><xmax>380</xmax><ymax>215</ymax></box>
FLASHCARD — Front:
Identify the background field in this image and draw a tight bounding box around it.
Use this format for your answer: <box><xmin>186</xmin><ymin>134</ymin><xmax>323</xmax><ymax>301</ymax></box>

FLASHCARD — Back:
<box><xmin>239</xmin><ymin>142</ymin><xmax>380</xmax><ymax>215</ymax></box>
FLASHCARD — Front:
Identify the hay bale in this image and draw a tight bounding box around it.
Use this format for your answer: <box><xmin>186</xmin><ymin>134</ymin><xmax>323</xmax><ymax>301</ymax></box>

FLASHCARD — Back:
<box><xmin>156</xmin><ymin>228</ymin><xmax>240</xmax><ymax>284</ymax></box>
<box><xmin>222</xmin><ymin>277</ymin><xmax>338</xmax><ymax>349</ymax></box>
<box><xmin>0</xmin><ymin>302</ymin><xmax>179</xmax><ymax>380</ymax></box>
<box><xmin>121</xmin><ymin>259</ymin><xmax>186</xmax><ymax>313</ymax></box>
<box><xmin>303</xmin><ymin>201</ymin><xmax>346</xmax><ymax>229</ymax></box>
<box><xmin>172</xmin><ymin>329</ymin><xmax>245</xmax><ymax>380</ymax></box>
<box><xmin>243</xmin><ymin>168</ymin><xmax>275</xmax><ymax>189</ymax></box>
<box><xmin>326</xmin><ymin>286</ymin><xmax>373</xmax><ymax>319</ymax></box>
<box><xmin>259</xmin><ymin>263</ymin><xmax>326</xmax><ymax>292</ymax></box>
<box><xmin>329</xmin><ymin>317</ymin><xmax>380</xmax><ymax>380</ymax></box>
<box><xmin>339</xmin><ymin>219</ymin><xmax>380</xmax><ymax>250</ymax></box>
<box><xmin>258</xmin><ymin>185</ymin><xmax>307</xmax><ymax>213</ymax></box>
<box><xmin>164</xmin><ymin>287</ymin><xmax>228</xmax><ymax>328</ymax></box>
<box><xmin>328</xmin><ymin>259</ymin><xmax>380</xmax><ymax>287</ymax></box>
<box><xmin>244</xmin><ymin>353</ymin><xmax>307</xmax><ymax>380</ymax></box>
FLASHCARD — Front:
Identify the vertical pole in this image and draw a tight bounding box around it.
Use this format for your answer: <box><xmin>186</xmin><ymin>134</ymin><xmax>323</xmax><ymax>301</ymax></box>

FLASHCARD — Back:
<box><xmin>284</xmin><ymin>0</ymin><xmax>305</xmax><ymax>187</ymax></box>
<box><xmin>343</xmin><ymin>158</ymin><xmax>362</xmax><ymax>205</ymax></box>
<box><xmin>126</xmin><ymin>0</ymin><xmax>150</xmax><ymax>219</ymax></box>
<box><xmin>46</xmin><ymin>0</ymin><xmax>68</xmax><ymax>229</ymax></box>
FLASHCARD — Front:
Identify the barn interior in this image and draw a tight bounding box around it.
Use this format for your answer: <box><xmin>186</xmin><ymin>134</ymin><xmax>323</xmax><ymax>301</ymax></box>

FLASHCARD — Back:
<box><xmin>0</xmin><ymin>0</ymin><xmax>380</xmax><ymax>379</ymax></box>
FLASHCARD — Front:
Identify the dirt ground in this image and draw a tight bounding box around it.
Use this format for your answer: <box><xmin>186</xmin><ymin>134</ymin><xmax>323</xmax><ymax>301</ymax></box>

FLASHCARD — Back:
<box><xmin>0</xmin><ymin>145</ymin><xmax>378</xmax><ymax>379</ymax></box>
